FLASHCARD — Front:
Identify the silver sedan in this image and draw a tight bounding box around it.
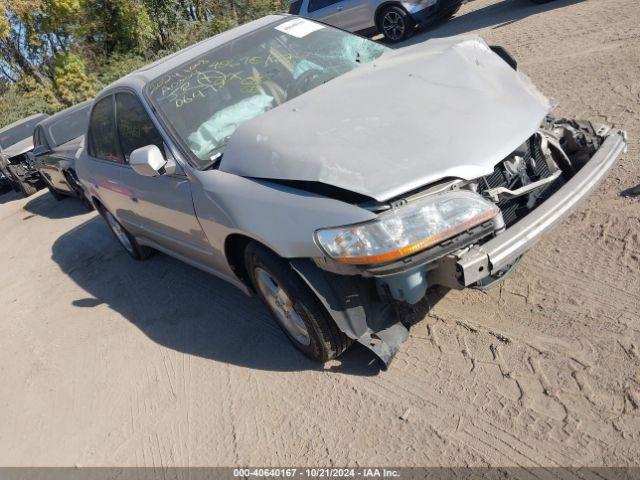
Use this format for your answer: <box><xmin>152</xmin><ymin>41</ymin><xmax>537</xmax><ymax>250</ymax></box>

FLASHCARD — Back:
<box><xmin>76</xmin><ymin>16</ymin><xmax>626</xmax><ymax>366</ymax></box>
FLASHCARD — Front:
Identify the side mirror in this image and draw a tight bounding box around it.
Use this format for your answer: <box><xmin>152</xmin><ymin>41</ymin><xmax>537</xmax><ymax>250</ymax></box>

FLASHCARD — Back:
<box><xmin>32</xmin><ymin>145</ymin><xmax>51</xmax><ymax>157</ymax></box>
<box><xmin>130</xmin><ymin>145</ymin><xmax>167</xmax><ymax>177</ymax></box>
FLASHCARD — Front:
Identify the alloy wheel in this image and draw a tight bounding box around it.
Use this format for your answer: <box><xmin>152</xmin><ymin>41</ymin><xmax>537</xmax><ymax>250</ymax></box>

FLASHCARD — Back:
<box><xmin>382</xmin><ymin>10</ymin><xmax>406</xmax><ymax>41</ymax></box>
<box><xmin>106</xmin><ymin>211</ymin><xmax>135</xmax><ymax>255</ymax></box>
<box><xmin>254</xmin><ymin>267</ymin><xmax>311</xmax><ymax>346</ymax></box>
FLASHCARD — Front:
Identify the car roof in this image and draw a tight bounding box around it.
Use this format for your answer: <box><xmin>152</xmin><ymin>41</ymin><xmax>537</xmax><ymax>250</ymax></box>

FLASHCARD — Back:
<box><xmin>100</xmin><ymin>15</ymin><xmax>287</xmax><ymax>96</ymax></box>
<box><xmin>0</xmin><ymin>113</ymin><xmax>49</xmax><ymax>134</ymax></box>
<box><xmin>36</xmin><ymin>100</ymin><xmax>92</xmax><ymax>131</ymax></box>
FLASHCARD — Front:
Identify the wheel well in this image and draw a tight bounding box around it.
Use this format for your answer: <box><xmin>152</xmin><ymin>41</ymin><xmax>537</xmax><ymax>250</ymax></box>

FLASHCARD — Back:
<box><xmin>375</xmin><ymin>2</ymin><xmax>405</xmax><ymax>30</ymax></box>
<box><xmin>224</xmin><ymin>234</ymin><xmax>255</xmax><ymax>291</ymax></box>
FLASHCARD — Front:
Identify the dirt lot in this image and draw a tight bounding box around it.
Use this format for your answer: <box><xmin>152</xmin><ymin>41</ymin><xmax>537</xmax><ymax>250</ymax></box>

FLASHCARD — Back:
<box><xmin>1</xmin><ymin>0</ymin><xmax>639</xmax><ymax>468</ymax></box>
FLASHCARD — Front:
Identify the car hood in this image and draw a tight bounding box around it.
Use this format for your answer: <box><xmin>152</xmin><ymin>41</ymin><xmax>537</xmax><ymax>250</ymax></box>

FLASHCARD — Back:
<box><xmin>219</xmin><ymin>35</ymin><xmax>552</xmax><ymax>202</ymax></box>
<box><xmin>2</xmin><ymin>137</ymin><xmax>34</xmax><ymax>159</ymax></box>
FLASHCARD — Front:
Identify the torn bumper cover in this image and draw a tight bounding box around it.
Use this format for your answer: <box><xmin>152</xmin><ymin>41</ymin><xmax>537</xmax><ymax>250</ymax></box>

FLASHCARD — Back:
<box><xmin>450</xmin><ymin>130</ymin><xmax>628</xmax><ymax>286</ymax></box>
<box><xmin>290</xmin><ymin>259</ymin><xmax>409</xmax><ymax>368</ymax></box>
<box><xmin>292</xmin><ymin>130</ymin><xmax>626</xmax><ymax>367</ymax></box>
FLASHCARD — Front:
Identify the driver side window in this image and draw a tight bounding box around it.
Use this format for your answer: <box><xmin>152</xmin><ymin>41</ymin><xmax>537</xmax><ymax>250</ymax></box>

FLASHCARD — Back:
<box><xmin>115</xmin><ymin>92</ymin><xmax>165</xmax><ymax>162</ymax></box>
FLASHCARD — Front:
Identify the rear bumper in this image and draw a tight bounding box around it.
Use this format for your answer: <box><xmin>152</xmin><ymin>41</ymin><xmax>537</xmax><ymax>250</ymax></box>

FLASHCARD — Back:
<box><xmin>453</xmin><ymin>130</ymin><xmax>627</xmax><ymax>286</ymax></box>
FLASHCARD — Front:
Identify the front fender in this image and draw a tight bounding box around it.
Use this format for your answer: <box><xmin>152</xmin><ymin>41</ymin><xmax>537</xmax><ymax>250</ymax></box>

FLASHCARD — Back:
<box><xmin>290</xmin><ymin>258</ymin><xmax>409</xmax><ymax>368</ymax></box>
<box><xmin>191</xmin><ymin>170</ymin><xmax>376</xmax><ymax>259</ymax></box>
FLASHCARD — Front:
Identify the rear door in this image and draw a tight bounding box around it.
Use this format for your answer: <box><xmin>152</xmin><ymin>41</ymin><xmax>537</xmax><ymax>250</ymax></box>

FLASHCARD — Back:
<box><xmin>113</xmin><ymin>91</ymin><xmax>214</xmax><ymax>264</ymax></box>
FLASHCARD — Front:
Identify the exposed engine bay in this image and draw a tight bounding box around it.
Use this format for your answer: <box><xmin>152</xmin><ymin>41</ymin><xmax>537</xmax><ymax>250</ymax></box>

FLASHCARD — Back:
<box><xmin>469</xmin><ymin>117</ymin><xmax>606</xmax><ymax>226</ymax></box>
<box><xmin>301</xmin><ymin>116</ymin><xmax>621</xmax><ymax>366</ymax></box>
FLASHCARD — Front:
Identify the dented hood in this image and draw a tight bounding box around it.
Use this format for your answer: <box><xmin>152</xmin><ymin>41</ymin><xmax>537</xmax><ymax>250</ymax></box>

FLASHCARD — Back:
<box><xmin>219</xmin><ymin>35</ymin><xmax>552</xmax><ymax>202</ymax></box>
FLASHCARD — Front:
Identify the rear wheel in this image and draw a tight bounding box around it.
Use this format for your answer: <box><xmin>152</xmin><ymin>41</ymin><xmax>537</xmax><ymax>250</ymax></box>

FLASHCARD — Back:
<box><xmin>379</xmin><ymin>6</ymin><xmax>414</xmax><ymax>43</ymax></box>
<box><xmin>103</xmin><ymin>209</ymin><xmax>154</xmax><ymax>260</ymax></box>
<box><xmin>245</xmin><ymin>242</ymin><xmax>352</xmax><ymax>362</ymax></box>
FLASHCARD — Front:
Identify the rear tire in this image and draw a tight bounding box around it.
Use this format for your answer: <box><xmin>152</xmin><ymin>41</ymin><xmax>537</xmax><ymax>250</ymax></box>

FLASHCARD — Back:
<box><xmin>102</xmin><ymin>208</ymin><xmax>154</xmax><ymax>260</ymax></box>
<box><xmin>378</xmin><ymin>6</ymin><xmax>414</xmax><ymax>43</ymax></box>
<box><xmin>245</xmin><ymin>242</ymin><xmax>352</xmax><ymax>362</ymax></box>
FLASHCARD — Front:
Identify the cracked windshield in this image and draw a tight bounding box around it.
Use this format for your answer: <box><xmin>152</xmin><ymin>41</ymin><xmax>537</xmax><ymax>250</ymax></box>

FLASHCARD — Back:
<box><xmin>147</xmin><ymin>18</ymin><xmax>387</xmax><ymax>167</ymax></box>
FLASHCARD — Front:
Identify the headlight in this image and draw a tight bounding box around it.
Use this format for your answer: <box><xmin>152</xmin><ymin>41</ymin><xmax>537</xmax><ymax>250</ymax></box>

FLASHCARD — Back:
<box><xmin>315</xmin><ymin>190</ymin><xmax>499</xmax><ymax>265</ymax></box>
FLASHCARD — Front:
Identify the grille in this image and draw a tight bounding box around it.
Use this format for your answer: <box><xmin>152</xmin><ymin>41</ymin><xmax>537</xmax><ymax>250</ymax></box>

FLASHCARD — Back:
<box><xmin>477</xmin><ymin>136</ymin><xmax>552</xmax><ymax>227</ymax></box>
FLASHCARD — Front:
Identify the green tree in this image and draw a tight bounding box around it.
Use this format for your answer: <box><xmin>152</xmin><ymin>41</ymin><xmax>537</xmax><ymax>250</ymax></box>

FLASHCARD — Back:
<box><xmin>52</xmin><ymin>51</ymin><xmax>96</xmax><ymax>104</ymax></box>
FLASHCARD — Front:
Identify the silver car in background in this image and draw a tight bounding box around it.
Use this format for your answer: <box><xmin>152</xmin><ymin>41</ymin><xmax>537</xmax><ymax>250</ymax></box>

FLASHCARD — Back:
<box><xmin>290</xmin><ymin>0</ymin><xmax>464</xmax><ymax>42</ymax></box>
<box><xmin>76</xmin><ymin>16</ymin><xmax>626</xmax><ymax>367</ymax></box>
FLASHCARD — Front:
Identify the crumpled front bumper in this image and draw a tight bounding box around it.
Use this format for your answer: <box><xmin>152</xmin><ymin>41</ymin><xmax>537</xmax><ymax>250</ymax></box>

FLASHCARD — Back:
<box><xmin>451</xmin><ymin>130</ymin><xmax>627</xmax><ymax>287</ymax></box>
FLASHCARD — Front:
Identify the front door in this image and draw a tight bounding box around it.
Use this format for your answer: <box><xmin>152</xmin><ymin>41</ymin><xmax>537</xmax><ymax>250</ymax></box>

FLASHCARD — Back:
<box><xmin>113</xmin><ymin>91</ymin><xmax>215</xmax><ymax>266</ymax></box>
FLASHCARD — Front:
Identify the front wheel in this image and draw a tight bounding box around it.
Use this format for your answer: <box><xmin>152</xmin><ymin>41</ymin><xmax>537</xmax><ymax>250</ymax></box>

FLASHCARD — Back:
<box><xmin>245</xmin><ymin>242</ymin><xmax>352</xmax><ymax>362</ymax></box>
<box><xmin>378</xmin><ymin>6</ymin><xmax>414</xmax><ymax>43</ymax></box>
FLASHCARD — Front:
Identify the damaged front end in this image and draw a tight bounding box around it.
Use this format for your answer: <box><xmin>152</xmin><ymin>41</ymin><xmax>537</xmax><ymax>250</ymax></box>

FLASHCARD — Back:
<box><xmin>298</xmin><ymin>118</ymin><xmax>626</xmax><ymax>367</ymax></box>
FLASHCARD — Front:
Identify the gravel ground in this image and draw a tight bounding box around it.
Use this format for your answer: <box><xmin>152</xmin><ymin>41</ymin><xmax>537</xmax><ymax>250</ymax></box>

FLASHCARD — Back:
<box><xmin>0</xmin><ymin>0</ymin><xmax>639</xmax><ymax>468</ymax></box>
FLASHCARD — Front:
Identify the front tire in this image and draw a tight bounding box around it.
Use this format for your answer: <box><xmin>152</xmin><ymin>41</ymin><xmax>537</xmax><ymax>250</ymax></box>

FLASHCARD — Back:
<box><xmin>245</xmin><ymin>242</ymin><xmax>352</xmax><ymax>362</ymax></box>
<box><xmin>378</xmin><ymin>6</ymin><xmax>414</xmax><ymax>43</ymax></box>
<box><xmin>102</xmin><ymin>209</ymin><xmax>154</xmax><ymax>260</ymax></box>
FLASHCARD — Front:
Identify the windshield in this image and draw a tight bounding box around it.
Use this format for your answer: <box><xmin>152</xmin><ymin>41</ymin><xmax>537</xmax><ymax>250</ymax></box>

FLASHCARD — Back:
<box><xmin>48</xmin><ymin>105</ymin><xmax>91</xmax><ymax>147</ymax></box>
<box><xmin>146</xmin><ymin>18</ymin><xmax>388</xmax><ymax>168</ymax></box>
<box><xmin>0</xmin><ymin>115</ymin><xmax>48</xmax><ymax>150</ymax></box>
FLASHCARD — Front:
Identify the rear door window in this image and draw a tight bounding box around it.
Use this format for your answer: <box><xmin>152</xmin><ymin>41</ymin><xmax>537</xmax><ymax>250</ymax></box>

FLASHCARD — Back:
<box><xmin>88</xmin><ymin>96</ymin><xmax>124</xmax><ymax>163</ymax></box>
<box><xmin>115</xmin><ymin>92</ymin><xmax>165</xmax><ymax>162</ymax></box>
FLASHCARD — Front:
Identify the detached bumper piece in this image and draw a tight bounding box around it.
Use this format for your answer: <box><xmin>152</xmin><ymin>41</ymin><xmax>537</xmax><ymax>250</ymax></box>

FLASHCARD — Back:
<box><xmin>291</xmin><ymin>259</ymin><xmax>408</xmax><ymax>368</ymax></box>
<box><xmin>454</xmin><ymin>130</ymin><xmax>627</xmax><ymax>286</ymax></box>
